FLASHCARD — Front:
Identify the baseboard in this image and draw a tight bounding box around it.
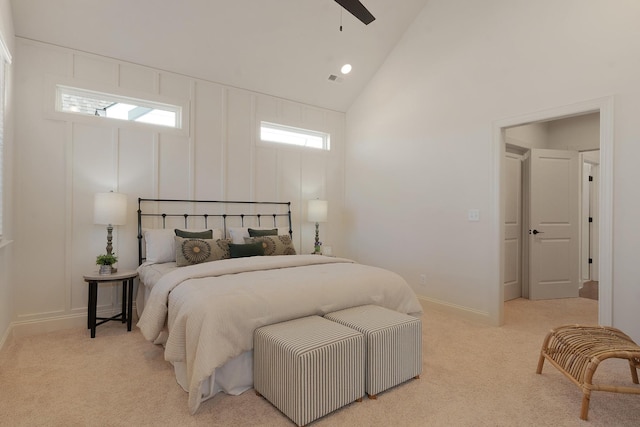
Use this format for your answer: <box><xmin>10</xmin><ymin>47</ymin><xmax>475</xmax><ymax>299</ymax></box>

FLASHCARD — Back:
<box><xmin>10</xmin><ymin>302</ymin><xmax>139</xmax><ymax>338</ymax></box>
<box><xmin>417</xmin><ymin>296</ymin><xmax>491</xmax><ymax>325</ymax></box>
<box><xmin>11</xmin><ymin>313</ymin><xmax>87</xmax><ymax>338</ymax></box>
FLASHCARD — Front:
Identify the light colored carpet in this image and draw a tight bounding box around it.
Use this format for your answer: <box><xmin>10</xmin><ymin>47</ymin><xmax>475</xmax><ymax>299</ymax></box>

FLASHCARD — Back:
<box><xmin>1</xmin><ymin>297</ymin><xmax>639</xmax><ymax>426</ymax></box>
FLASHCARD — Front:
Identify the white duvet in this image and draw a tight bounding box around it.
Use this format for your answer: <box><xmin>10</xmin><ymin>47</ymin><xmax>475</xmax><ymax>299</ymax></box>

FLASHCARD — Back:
<box><xmin>137</xmin><ymin>254</ymin><xmax>423</xmax><ymax>414</ymax></box>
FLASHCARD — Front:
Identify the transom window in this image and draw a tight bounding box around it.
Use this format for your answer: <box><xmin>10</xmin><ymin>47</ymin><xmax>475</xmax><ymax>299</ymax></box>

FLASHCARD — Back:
<box><xmin>260</xmin><ymin>122</ymin><xmax>330</xmax><ymax>151</ymax></box>
<box><xmin>56</xmin><ymin>85</ymin><xmax>182</xmax><ymax>128</ymax></box>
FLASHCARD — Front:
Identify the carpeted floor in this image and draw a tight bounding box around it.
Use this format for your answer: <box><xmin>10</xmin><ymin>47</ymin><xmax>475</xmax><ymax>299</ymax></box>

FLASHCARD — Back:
<box><xmin>1</xmin><ymin>297</ymin><xmax>639</xmax><ymax>426</ymax></box>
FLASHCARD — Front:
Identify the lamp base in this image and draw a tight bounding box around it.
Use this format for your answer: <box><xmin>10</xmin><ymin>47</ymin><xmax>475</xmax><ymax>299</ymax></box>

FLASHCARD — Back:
<box><xmin>313</xmin><ymin>222</ymin><xmax>322</xmax><ymax>255</ymax></box>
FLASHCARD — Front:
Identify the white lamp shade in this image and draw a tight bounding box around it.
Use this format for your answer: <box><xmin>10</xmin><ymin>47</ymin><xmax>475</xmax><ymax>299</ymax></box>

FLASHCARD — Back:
<box><xmin>94</xmin><ymin>192</ymin><xmax>127</xmax><ymax>225</ymax></box>
<box><xmin>307</xmin><ymin>199</ymin><xmax>328</xmax><ymax>223</ymax></box>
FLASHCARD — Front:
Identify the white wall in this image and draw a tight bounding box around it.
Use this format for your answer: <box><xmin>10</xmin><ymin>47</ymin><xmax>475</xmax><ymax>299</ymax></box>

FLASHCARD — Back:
<box><xmin>548</xmin><ymin>113</ymin><xmax>600</xmax><ymax>151</ymax></box>
<box><xmin>0</xmin><ymin>0</ymin><xmax>15</xmax><ymax>348</ymax></box>
<box><xmin>11</xmin><ymin>38</ymin><xmax>345</xmax><ymax>335</ymax></box>
<box><xmin>506</xmin><ymin>113</ymin><xmax>599</xmax><ymax>151</ymax></box>
<box><xmin>506</xmin><ymin>122</ymin><xmax>549</xmax><ymax>149</ymax></box>
<box><xmin>345</xmin><ymin>0</ymin><xmax>640</xmax><ymax>341</ymax></box>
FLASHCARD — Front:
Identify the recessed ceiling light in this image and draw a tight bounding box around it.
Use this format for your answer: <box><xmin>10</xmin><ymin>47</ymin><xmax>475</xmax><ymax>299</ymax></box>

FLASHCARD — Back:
<box><xmin>341</xmin><ymin>64</ymin><xmax>352</xmax><ymax>75</ymax></box>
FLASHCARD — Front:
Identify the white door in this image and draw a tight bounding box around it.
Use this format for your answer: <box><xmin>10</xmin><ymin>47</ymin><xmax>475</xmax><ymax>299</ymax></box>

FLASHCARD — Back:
<box><xmin>504</xmin><ymin>153</ymin><xmax>522</xmax><ymax>301</ymax></box>
<box><xmin>529</xmin><ymin>149</ymin><xmax>580</xmax><ymax>300</ymax></box>
<box><xmin>590</xmin><ymin>163</ymin><xmax>600</xmax><ymax>281</ymax></box>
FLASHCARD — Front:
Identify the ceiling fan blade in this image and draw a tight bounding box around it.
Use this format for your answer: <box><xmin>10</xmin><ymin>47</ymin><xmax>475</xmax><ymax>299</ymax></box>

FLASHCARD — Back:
<box><xmin>334</xmin><ymin>0</ymin><xmax>376</xmax><ymax>25</ymax></box>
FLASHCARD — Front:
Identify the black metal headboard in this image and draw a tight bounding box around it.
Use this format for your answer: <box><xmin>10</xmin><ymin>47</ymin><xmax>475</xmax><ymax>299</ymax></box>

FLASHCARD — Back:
<box><xmin>137</xmin><ymin>198</ymin><xmax>292</xmax><ymax>265</ymax></box>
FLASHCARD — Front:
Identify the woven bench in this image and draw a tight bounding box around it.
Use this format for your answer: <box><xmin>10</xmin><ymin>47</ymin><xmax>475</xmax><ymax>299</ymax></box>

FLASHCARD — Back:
<box><xmin>536</xmin><ymin>324</ymin><xmax>640</xmax><ymax>420</ymax></box>
<box><xmin>325</xmin><ymin>305</ymin><xmax>422</xmax><ymax>399</ymax></box>
<box><xmin>254</xmin><ymin>315</ymin><xmax>365</xmax><ymax>426</ymax></box>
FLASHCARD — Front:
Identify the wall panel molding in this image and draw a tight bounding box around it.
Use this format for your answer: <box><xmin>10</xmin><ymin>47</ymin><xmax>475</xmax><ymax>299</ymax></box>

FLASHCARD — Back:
<box><xmin>11</xmin><ymin>37</ymin><xmax>346</xmax><ymax>336</ymax></box>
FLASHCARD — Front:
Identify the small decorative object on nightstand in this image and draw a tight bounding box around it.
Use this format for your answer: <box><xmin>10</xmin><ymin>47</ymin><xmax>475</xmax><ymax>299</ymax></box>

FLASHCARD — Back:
<box><xmin>83</xmin><ymin>269</ymin><xmax>137</xmax><ymax>338</ymax></box>
<box><xmin>95</xmin><ymin>253</ymin><xmax>118</xmax><ymax>275</ymax></box>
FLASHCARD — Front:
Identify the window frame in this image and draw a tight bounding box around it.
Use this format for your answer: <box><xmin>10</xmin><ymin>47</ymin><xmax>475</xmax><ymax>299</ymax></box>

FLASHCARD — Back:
<box><xmin>259</xmin><ymin>121</ymin><xmax>331</xmax><ymax>151</ymax></box>
<box><xmin>55</xmin><ymin>85</ymin><xmax>183</xmax><ymax>129</ymax></box>
<box><xmin>44</xmin><ymin>75</ymin><xmax>190</xmax><ymax>137</ymax></box>
<box><xmin>0</xmin><ymin>38</ymin><xmax>10</xmax><ymax>241</ymax></box>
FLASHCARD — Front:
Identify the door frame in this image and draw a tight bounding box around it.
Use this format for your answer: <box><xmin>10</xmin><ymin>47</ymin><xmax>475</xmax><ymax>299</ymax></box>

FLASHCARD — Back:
<box><xmin>580</xmin><ymin>151</ymin><xmax>600</xmax><ymax>283</ymax></box>
<box><xmin>491</xmin><ymin>96</ymin><xmax>613</xmax><ymax>326</ymax></box>
<box><xmin>503</xmin><ymin>150</ymin><xmax>525</xmax><ymax>301</ymax></box>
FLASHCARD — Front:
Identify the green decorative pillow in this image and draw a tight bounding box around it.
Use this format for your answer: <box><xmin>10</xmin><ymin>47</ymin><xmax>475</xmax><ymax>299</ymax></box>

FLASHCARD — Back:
<box><xmin>245</xmin><ymin>235</ymin><xmax>297</xmax><ymax>256</ymax></box>
<box><xmin>175</xmin><ymin>237</ymin><xmax>230</xmax><ymax>266</ymax></box>
<box><xmin>175</xmin><ymin>229</ymin><xmax>213</xmax><ymax>239</ymax></box>
<box><xmin>248</xmin><ymin>228</ymin><xmax>278</xmax><ymax>237</ymax></box>
<box><xmin>229</xmin><ymin>242</ymin><xmax>265</xmax><ymax>258</ymax></box>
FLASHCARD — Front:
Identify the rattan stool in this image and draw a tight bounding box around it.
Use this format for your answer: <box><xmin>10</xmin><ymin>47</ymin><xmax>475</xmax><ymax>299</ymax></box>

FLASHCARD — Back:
<box><xmin>325</xmin><ymin>305</ymin><xmax>422</xmax><ymax>399</ymax></box>
<box><xmin>254</xmin><ymin>316</ymin><xmax>365</xmax><ymax>426</ymax></box>
<box><xmin>536</xmin><ymin>324</ymin><xmax>640</xmax><ymax>420</ymax></box>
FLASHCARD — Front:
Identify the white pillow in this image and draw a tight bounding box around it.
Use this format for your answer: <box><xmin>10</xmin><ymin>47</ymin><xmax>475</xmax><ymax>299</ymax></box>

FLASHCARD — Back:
<box><xmin>227</xmin><ymin>227</ymin><xmax>289</xmax><ymax>244</ymax></box>
<box><xmin>143</xmin><ymin>228</ymin><xmax>223</xmax><ymax>263</ymax></box>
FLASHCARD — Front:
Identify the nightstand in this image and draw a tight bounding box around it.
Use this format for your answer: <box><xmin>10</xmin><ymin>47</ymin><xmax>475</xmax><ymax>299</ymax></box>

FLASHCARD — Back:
<box><xmin>83</xmin><ymin>269</ymin><xmax>138</xmax><ymax>338</ymax></box>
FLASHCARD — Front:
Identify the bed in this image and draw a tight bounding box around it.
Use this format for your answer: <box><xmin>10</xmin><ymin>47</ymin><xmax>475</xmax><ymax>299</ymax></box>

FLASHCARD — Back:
<box><xmin>135</xmin><ymin>198</ymin><xmax>423</xmax><ymax>414</ymax></box>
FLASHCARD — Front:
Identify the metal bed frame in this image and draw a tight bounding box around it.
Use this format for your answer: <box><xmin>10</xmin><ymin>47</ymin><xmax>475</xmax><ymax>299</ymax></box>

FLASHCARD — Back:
<box><xmin>137</xmin><ymin>198</ymin><xmax>292</xmax><ymax>265</ymax></box>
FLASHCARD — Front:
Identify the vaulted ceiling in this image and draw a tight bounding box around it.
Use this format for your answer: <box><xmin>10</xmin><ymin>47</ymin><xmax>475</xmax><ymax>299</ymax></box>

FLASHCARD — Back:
<box><xmin>11</xmin><ymin>0</ymin><xmax>429</xmax><ymax>112</ymax></box>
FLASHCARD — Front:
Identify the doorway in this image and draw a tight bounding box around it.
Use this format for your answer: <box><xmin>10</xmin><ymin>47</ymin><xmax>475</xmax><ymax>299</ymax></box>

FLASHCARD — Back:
<box><xmin>503</xmin><ymin>115</ymin><xmax>599</xmax><ymax>301</ymax></box>
<box><xmin>492</xmin><ymin>97</ymin><xmax>614</xmax><ymax>326</ymax></box>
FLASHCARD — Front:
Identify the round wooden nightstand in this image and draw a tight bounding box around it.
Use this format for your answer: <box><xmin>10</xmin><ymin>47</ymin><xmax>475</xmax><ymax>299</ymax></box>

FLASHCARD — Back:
<box><xmin>83</xmin><ymin>269</ymin><xmax>138</xmax><ymax>338</ymax></box>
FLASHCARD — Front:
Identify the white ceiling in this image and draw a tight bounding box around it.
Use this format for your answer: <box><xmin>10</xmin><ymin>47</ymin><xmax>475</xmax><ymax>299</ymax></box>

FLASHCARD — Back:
<box><xmin>11</xmin><ymin>0</ymin><xmax>429</xmax><ymax>112</ymax></box>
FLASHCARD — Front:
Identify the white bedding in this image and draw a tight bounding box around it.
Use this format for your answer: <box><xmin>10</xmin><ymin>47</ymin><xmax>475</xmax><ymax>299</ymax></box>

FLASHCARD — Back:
<box><xmin>137</xmin><ymin>254</ymin><xmax>423</xmax><ymax>414</ymax></box>
<box><xmin>135</xmin><ymin>261</ymin><xmax>177</xmax><ymax>318</ymax></box>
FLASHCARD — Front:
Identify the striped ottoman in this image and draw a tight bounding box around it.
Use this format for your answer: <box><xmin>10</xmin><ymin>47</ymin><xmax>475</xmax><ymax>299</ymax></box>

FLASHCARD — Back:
<box><xmin>325</xmin><ymin>305</ymin><xmax>422</xmax><ymax>399</ymax></box>
<box><xmin>254</xmin><ymin>315</ymin><xmax>365</xmax><ymax>426</ymax></box>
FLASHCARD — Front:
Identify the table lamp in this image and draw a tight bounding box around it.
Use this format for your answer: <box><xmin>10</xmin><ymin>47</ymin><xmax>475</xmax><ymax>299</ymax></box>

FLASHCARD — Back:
<box><xmin>94</xmin><ymin>191</ymin><xmax>127</xmax><ymax>257</ymax></box>
<box><xmin>307</xmin><ymin>199</ymin><xmax>328</xmax><ymax>254</ymax></box>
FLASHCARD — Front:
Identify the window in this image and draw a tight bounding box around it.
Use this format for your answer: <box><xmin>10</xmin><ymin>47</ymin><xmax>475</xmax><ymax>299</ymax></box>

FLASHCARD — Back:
<box><xmin>0</xmin><ymin>48</ymin><xmax>7</xmax><ymax>238</ymax></box>
<box><xmin>260</xmin><ymin>122</ymin><xmax>330</xmax><ymax>151</ymax></box>
<box><xmin>56</xmin><ymin>85</ymin><xmax>182</xmax><ymax>128</ymax></box>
